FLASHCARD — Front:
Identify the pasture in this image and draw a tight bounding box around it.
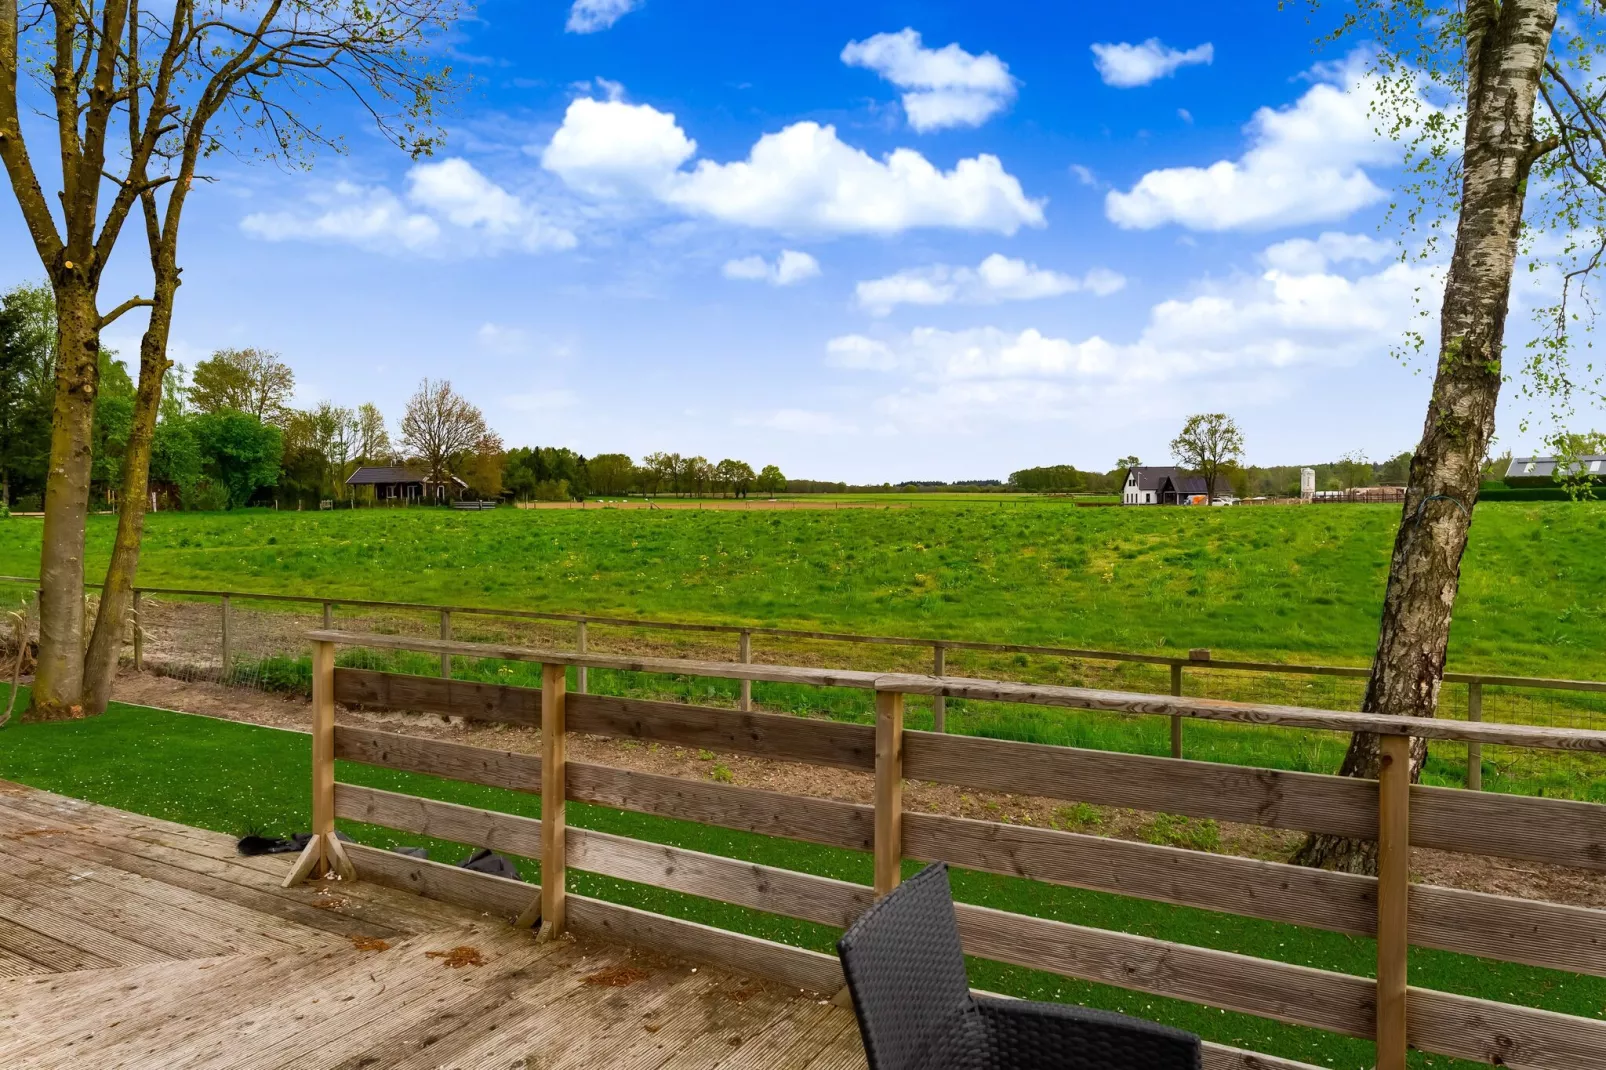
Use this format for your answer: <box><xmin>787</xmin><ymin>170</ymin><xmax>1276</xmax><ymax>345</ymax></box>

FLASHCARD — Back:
<box><xmin>2</xmin><ymin>499</ymin><xmax>1602</xmax><ymax>677</ymax></box>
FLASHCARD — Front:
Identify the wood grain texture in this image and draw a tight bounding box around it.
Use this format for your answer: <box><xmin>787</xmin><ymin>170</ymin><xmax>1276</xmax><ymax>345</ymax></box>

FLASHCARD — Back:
<box><xmin>1374</xmin><ymin>734</ymin><xmax>1410</xmax><ymax>1070</ymax></box>
<box><xmin>334</xmin><ymin>669</ymin><xmax>541</xmax><ymax>726</ymax></box>
<box><xmin>568</xmin><ymin>692</ymin><xmax>876</xmax><ymax>770</ymax></box>
<box><xmin>1201</xmin><ymin>1047</ymin><xmax>1330</xmax><ymax>1070</ymax></box>
<box><xmin>567</xmin><ymin>827</ymin><xmax>876</xmax><ymax>929</ymax></box>
<box><xmin>344</xmin><ymin>842</ymin><xmax>537</xmax><ymax>920</ymax></box>
<box><xmin>541</xmin><ymin>662</ymin><xmax>568</xmax><ymax>936</ymax></box>
<box><xmin>334</xmin><ymin>783</ymin><xmax>542</xmax><ymax>859</ymax></box>
<box><xmin>333</xmin><ymin>726</ymin><xmax>541</xmax><ymax>793</ymax></box>
<box><xmin>310</xmin><ymin>641</ymin><xmax>336</xmax><ymax>873</ymax></box>
<box><xmin>903</xmin><ymin>730</ymin><xmax>1378</xmax><ymax>840</ymax></box>
<box><xmin>875</xmin><ymin>673</ymin><xmax>1606</xmax><ymax>752</ymax></box>
<box><xmin>951</xmin><ymin>900</ymin><xmax>1376</xmax><ymax>1037</ymax></box>
<box><xmin>902</xmin><ymin>811</ymin><xmax>1377</xmax><ymax>936</ymax></box>
<box><xmin>1409</xmin><ymin>986</ymin><xmax>1606</xmax><ymax>1069</ymax></box>
<box><xmin>873</xmin><ymin>690</ymin><xmax>904</xmax><ymax>896</ymax></box>
<box><xmin>1411</xmin><ymin>782</ymin><xmax>1606</xmax><ymax>871</ymax></box>
<box><xmin>306</xmin><ymin>630</ymin><xmax>883</xmax><ymax>690</ymax></box>
<box><xmin>566</xmin><ymin>762</ymin><xmax>875</xmax><ymax>851</ymax></box>
<box><xmin>565</xmin><ymin>894</ymin><xmax>846</xmax><ymax>995</ymax></box>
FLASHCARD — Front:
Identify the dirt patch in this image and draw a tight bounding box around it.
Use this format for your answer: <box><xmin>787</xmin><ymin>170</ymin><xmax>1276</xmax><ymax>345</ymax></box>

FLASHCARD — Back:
<box><xmin>582</xmin><ymin>964</ymin><xmax>652</xmax><ymax>987</ymax></box>
<box><xmin>426</xmin><ymin>945</ymin><xmax>486</xmax><ymax>968</ymax></box>
<box><xmin>347</xmin><ymin>934</ymin><xmax>391</xmax><ymax>952</ymax></box>
<box><xmin>111</xmin><ymin>669</ymin><xmax>1606</xmax><ymax>909</ymax></box>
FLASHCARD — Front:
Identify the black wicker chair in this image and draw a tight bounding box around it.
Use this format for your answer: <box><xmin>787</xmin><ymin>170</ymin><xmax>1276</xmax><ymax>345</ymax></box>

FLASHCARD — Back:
<box><xmin>837</xmin><ymin>863</ymin><xmax>1202</xmax><ymax>1069</ymax></box>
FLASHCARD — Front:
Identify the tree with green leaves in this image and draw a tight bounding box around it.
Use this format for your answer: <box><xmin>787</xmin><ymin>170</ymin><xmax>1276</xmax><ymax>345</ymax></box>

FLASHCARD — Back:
<box><xmin>1169</xmin><ymin>414</ymin><xmax>1244</xmax><ymax>502</ymax></box>
<box><xmin>0</xmin><ymin>282</ymin><xmax>54</xmax><ymax>508</ymax></box>
<box><xmin>189</xmin><ymin>349</ymin><xmax>296</xmax><ymax>425</ymax></box>
<box><xmin>1</xmin><ymin>0</ymin><xmax>464</xmax><ymax>719</ymax></box>
<box><xmin>192</xmin><ymin>411</ymin><xmax>282</xmax><ymax>509</ymax></box>
<box><xmin>1291</xmin><ymin>0</ymin><xmax>1606</xmax><ymax>873</ymax></box>
<box><xmin>756</xmin><ymin>464</ymin><xmax>786</xmax><ymax>496</ymax></box>
<box><xmin>588</xmin><ymin>453</ymin><xmax>635</xmax><ymax>496</ymax></box>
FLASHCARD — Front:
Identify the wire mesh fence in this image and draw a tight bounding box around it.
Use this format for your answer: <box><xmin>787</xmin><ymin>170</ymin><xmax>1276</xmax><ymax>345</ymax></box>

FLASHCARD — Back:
<box><xmin>3</xmin><ymin>575</ymin><xmax>1601</xmax><ymax>792</ymax></box>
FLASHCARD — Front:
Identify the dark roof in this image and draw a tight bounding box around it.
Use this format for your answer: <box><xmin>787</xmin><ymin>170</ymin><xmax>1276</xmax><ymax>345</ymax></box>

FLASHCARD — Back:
<box><xmin>345</xmin><ymin>465</ymin><xmax>427</xmax><ymax>485</ymax></box>
<box><xmin>1126</xmin><ymin>467</ymin><xmax>1210</xmax><ymax>497</ymax></box>
<box><xmin>1128</xmin><ymin>466</ymin><xmax>1182</xmax><ymax>492</ymax></box>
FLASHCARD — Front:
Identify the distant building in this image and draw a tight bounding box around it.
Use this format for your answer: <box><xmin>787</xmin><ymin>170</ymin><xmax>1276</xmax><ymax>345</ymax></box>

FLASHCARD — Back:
<box><xmin>1122</xmin><ymin>466</ymin><xmax>1210</xmax><ymax>505</ymax></box>
<box><xmin>1505</xmin><ymin>455</ymin><xmax>1606</xmax><ymax>487</ymax></box>
<box><xmin>345</xmin><ymin>465</ymin><xmax>468</xmax><ymax>503</ymax></box>
<box><xmin>1300</xmin><ymin>468</ymin><xmax>1316</xmax><ymax>500</ymax></box>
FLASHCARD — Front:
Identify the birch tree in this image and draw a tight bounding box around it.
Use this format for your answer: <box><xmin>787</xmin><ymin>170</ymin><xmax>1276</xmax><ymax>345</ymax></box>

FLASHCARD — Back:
<box><xmin>1293</xmin><ymin>0</ymin><xmax>1606</xmax><ymax>872</ymax></box>
<box><xmin>0</xmin><ymin>1</ymin><xmax>463</xmax><ymax>719</ymax></box>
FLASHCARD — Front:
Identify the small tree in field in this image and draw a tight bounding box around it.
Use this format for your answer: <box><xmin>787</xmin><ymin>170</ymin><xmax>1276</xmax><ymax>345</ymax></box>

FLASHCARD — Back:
<box><xmin>1169</xmin><ymin>414</ymin><xmax>1244</xmax><ymax>501</ymax></box>
<box><xmin>756</xmin><ymin>464</ymin><xmax>785</xmax><ymax>496</ymax></box>
<box><xmin>399</xmin><ymin>379</ymin><xmax>487</xmax><ymax>489</ymax></box>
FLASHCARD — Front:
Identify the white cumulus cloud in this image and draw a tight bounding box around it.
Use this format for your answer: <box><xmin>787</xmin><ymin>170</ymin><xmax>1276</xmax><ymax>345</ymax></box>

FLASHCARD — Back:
<box><xmin>830</xmin><ymin>243</ymin><xmax>1441</xmax><ymax>428</ymax></box>
<box><xmin>241</xmin><ymin>159</ymin><xmax>576</xmax><ymax>256</ymax></box>
<box><xmin>1260</xmin><ymin>231</ymin><xmax>1394</xmax><ymax>273</ymax></box>
<box><xmin>566</xmin><ymin>0</ymin><xmax>641</xmax><ymax>33</ymax></box>
<box><xmin>762</xmin><ymin>409</ymin><xmax>859</xmax><ymax>435</ymax></box>
<box><xmin>840</xmin><ymin>28</ymin><xmax>1018</xmax><ymax>131</ymax></box>
<box><xmin>723</xmin><ymin>250</ymin><xmax>821</xmax><ymax>286</ymax></box>
<box><xmin>540</xmin><ymin>93</ymin><xmax>1045</xmax><ymax>235</ymax></box>
<box><xmin>540</xmin><ymin>97</ymin><xmax>697</xmax><ymax>198</ymax></box>
<box><xmin>1091</xmin><ymin>39</ymin><xmax>1214</xmax><ymax>88</ymax></box>
<box><xmin>1105</xmin><ymin>57</ymin><xmax>1404</xmax><ymax>232</ymax></box>
<box><xmin>855</xmin><ymin>254</ymin><xmax>1124</xmax><ymax>315</ymax></box>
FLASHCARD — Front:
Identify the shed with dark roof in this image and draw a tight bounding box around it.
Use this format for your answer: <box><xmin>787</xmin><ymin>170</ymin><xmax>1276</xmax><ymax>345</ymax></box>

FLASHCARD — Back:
<box><xmin>345</xmin><ymin>465</ymin><xmax>468</xmax><ymax>502</ymax></box>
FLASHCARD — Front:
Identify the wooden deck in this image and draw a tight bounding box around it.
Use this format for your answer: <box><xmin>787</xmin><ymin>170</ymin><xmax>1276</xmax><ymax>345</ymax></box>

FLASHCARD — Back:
<box><xmin>0</xmin><ymin>782</ymin><xmax>866</xmax><ymax>1070</ymax></box>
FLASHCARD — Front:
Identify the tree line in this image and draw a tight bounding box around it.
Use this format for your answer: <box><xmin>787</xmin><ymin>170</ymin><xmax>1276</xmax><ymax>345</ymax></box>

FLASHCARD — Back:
<box><xmin>0</xmin><ymin>283</ymin><xmax>799</xmax><ymax>510</ymax></box>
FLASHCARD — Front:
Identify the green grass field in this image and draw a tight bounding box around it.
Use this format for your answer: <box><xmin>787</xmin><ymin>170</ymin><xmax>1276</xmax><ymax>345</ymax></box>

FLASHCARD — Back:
<box><xmin>0</xmin><ymin>690</ymin><xmax>1588</xmax><ymax>1069</ymax></box>
<box><xmin>2</xmin><ymin>499</ymin><xmax>1603</xmax><ymax>677</ymax></box>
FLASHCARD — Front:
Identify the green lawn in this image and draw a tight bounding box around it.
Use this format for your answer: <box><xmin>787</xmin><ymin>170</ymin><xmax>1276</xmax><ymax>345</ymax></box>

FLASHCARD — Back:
<box><xmin>0</xmin><ymin>695</ymin><xmax>1595</xmax><ymax>1068</ymax></box>
<box><xmin>2</xmin><ymin>500</ymin><xmax>1603</xmax><ymax>678</ymax></box>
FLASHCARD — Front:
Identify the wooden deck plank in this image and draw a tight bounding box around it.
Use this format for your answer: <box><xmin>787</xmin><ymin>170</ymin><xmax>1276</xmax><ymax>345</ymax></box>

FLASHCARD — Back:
<box><xmin>0</xmin><ymin>826</ymin><xmax>333</xmax><ymax>957</ymax></box>
<box><xmin>365</xmin><ymin>939</ymin><xmax>620</xmax><ymax>1070</ymax></box>
<box><xmin>0</xmin><ymin>853</ymin><xmax>264</xmax><ymax>961</ymax></box>
<box><xmin>0</xmin><ymin>950</ymin><xmax>363</xmax><ymax>1066</ymax></box>
<box><xmin>0</xmin><ymin>887</ymin><xmax>174</xmax><ymax>968</ymax></box>
<box><xmin>0</xmin><ymin>913</ymin><xmax>118</xmax><ymax>974</ymax></box>
<box><xmin>0</xmin><ymin>792</ymin><xmax>459</xmax><ymax>938</ymax></box>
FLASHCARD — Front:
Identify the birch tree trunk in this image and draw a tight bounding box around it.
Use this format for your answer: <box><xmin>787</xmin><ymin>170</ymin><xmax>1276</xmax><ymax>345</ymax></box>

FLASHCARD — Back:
<box><xmin>1294</xmin><ymin>0</ymin><xmax>1559</xmax><ymax>873</ymax></box>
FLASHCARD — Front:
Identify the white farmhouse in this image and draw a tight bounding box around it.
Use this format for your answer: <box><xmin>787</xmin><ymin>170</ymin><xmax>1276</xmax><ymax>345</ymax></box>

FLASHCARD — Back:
<box><xmin>1122</xmin><ymin>466</ymin><xmax>1210</xmax><ymax>505</ymax></box>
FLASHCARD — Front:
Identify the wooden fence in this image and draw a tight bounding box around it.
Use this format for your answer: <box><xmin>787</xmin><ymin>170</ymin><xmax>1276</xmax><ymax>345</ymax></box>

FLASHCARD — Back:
<box><xmin>5</xmin><ymin>573</ymin><xmax>1604</xmax><ymax>777</ymax></box>
<box><xmin>286</xmin><ymin>627</ymin><xmax>1606</xmax><ymax>1070</ymax></box>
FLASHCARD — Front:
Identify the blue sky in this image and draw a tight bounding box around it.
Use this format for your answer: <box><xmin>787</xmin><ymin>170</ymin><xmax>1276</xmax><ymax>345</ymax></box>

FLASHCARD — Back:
<box><xmin>5</xmin><ymin>2</ymin><xmax>1592</xmax><ymax>481</ymax></box>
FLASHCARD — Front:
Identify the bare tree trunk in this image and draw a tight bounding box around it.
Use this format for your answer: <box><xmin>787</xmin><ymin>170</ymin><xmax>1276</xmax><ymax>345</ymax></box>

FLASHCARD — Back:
<box><xmin>26</xmin><ymin>280</ymin><xmax>100</xmax><ymax>721</ymax></box>
<box><xmin>1294</xmin><ymin>0</ymin><xmax>1558</xmax><ymax>873</ymax></box>
<box><xmin>82</xmin><ymin>284</ymin><xmax>174</xmax><ymax>714</ymax></box>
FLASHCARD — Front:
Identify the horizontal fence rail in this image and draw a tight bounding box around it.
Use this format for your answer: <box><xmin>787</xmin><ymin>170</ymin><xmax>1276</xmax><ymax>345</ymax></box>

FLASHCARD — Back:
<box><xmin>287</xmin><ymin>629</ymin><xmax>1606</xmax><ymax>1070</ymax></box>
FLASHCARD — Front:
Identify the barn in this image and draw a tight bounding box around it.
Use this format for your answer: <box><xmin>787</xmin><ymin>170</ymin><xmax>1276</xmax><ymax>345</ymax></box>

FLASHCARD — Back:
<box><xmin>345</xmin><ymin>465</ymin><xmax>468</xmax><ymax>503</ymax></box>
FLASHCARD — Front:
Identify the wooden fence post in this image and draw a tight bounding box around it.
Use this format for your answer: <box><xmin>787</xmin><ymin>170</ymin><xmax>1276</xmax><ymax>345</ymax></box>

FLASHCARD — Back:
<box><xmin>1466</xmin><ymin>682</ymin><xmax>1483</xmax><ymax>791</ymax></box>
<box><xmin>220</xmin><ymin>595</ymin><xmax>231</xmax><ymax>681</ymax></box>
<box><xmin>539</xmin><ymin>661</ymin><xmax>568</xmax><ymax>936</ymax></box>
<box><xmin>286</xmin><ymin>638</ymin><xmax>338</xmax><ymax>887</ymax></box>
<box><xmin>739</xmin><ymin>629</ymin><xmax>752</xmax><ymax>712</ymax></box>
<box><xmin>1376</xmin><ymin>732</ymin><xmax>1411</xmax><ymax>1070</ymax></box>
<box><xmin>439</xmin><ymin>610</ymin><xmax>451</xmax><ymax>679</ymax></box>
<box><xmin>932</xmin><ymin>643</ymin><xmax>947</xmax><ymax>734</ymax></box>
<box><xmin>874</xmin><ymin>689</ymin><xmax>905</xmax><ymax>896</ymax></box>
<box><xmin>576</xmin><ymin>620</ymin><xmax>588</xmax><ymax>695</ymax></box>
<box><xmin>1169</xmin><ymin>661</ymin><xmax>1184</xmax><ymax>758</ymax></box>
<box><xmin>132</xmin><ymin>590</ymin><xmax>143</xmax><ymax>671</ymax></box>
<box><xmin>321</xmin><ymin>601</ymin><xmax>332</xmax><ymax>629</ymax></box>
